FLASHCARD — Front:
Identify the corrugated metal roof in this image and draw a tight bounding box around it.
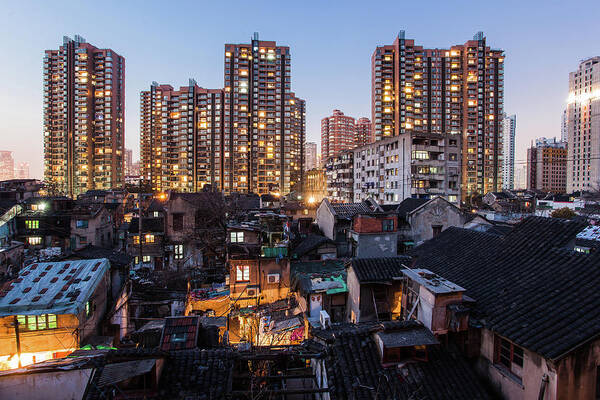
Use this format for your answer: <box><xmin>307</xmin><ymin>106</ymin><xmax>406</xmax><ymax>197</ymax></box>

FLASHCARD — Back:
<box><xmin>0</xmin><ymin>258</ymin><xmax>110</xmax><ymax>316</ymax></box>
<box><xmin>98</xmin><ymin>358</ymin><xmax>157</xmax><ymax>387</ymax></box>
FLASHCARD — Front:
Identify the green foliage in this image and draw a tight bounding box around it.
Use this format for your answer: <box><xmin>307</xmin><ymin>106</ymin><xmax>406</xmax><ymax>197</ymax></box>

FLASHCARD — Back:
<box><xmin>551</xmin><ymin>207</ymin><xmax>576</xmax><ymax>219</ymax></box>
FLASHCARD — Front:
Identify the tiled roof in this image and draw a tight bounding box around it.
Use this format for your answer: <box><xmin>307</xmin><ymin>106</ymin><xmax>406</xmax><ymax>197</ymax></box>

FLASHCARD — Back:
<box><xmin>331</xmin><ymin>201</ymin><xmax>376</xmax><ymax>218</ymax></box>
<box><xmin>0</xmin><ymin>258</ymin><xmax>110</xmax><ymax>316</ymax></box>
<box><xmin>349</xmin><ymin>256</ymin><xmax>412</xmax><ymax>283</ymax></box>
<box><xmin>314</xmin><ymin>322</ymin><xmax>490</xmax><ymax>400</ymax></box>
<box><xmin>292</xmin><ymin>234</ymin><xmax>334</xmax><ymax>257</ymax></box>
<box><xmin>160</xmin><ymin>316</ymin><xmax>200</xmax><ymax>351</ymax></box>
<box><xmin>128</xmin><ymin>217</ymin><xmax>164</xmax><ymax>233</ymax></box>
<box><xmin>395</xmin><ymin>197</ymin><xmax>430</xmax><ymax>218</ymax></box>
<box><xmin>69</xmin><ymin>245</ymin><xmax>132</xmax><ymax>268</ymax></box>
<box><xmin>158</xmin><ymin>349</ymin><xmax>234</xmax><ymax>399</ymax></box>
<box><xmin>409</xmin><ymin>216</ymin><xmax>600</xmax><ymax>360</ymax></box>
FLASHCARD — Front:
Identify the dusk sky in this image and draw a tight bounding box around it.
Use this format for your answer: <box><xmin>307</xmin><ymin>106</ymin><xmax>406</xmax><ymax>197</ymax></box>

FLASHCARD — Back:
<box><xmin>1</xmin><ymin>0</ymin><xmax>599</xmax><ymax>179</ymax></box>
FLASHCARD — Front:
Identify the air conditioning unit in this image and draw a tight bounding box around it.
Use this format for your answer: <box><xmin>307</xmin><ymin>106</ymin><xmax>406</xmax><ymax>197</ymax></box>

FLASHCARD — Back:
<box><xmin>267</xmin><ymin>273</ymin><xmax>280</xmax><ymax>284</ymax></box>
<box><xmin>246</xmin><ymin>286</ymin><xmax>260</xmax><ymax>297</ymax></box>
<box><xmin>320</xmin><ymin>310</ymin><xmax>331</xmax><ymax>329</ymax></box>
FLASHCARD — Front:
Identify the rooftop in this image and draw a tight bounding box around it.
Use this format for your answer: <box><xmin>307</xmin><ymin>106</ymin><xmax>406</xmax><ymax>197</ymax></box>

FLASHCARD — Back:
<box><xmin>402</xmin><ymin>268</ymin><xmax>465</xmax><ymax>294</ymax></box>
<box><xmin>409</xmin><ymin>216</ymin><xmax>600</xmax><ymax>360</ymax></box>
<box><xmin>349</xmin><ymin>256</ymin><xmax>412</xmax><ymax>283</ymax></box>
<box><xmin>0</xmin><ymin>258</ymin><xmax>110</xmax><ymax>316</ymax></box>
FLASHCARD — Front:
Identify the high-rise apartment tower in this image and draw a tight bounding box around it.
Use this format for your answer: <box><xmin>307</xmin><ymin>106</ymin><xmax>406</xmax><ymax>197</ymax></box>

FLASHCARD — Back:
<box><xmin>224</xmin><ymin>33</ymin><xmax>304</xmax><ymax>195</ymax></box>
<box><xmin>43</xmin><ymin>35</ymin><xmax>125</xmax><ymax>197</ymax></box>
<box><xmin>502</xmin><ymin>114</ymin><xmax>516</xmax><ymax>190</ymax></box>
<box><xmin>566</xmin><ymin>57</ymin><xmax>600</xmax><ymax>192</ymax></box>
<box><xmin>372</xmin><ymin>31</ymin><xmax>504</xmax><ymax>203</ymax></box>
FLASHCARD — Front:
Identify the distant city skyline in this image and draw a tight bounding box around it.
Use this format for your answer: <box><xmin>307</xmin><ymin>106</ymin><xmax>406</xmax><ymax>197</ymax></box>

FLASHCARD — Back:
<box><xmin>1</xmin><ymin>1</ymin><xmax>599</xmax><ymax>180</ymax></box>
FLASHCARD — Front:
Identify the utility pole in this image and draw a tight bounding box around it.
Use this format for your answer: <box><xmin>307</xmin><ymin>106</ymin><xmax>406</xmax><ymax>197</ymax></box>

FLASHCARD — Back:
<box><xmin>13</xmin><ymin>316</ymin><xmax>22</xmax><ymax>368</ymax></box>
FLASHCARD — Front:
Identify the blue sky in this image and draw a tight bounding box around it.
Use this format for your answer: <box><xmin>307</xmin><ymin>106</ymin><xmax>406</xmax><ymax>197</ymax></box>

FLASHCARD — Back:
<box><xmin>1</xmin><ymin>0</ymin><xmax>599</xmax><ymax>179</ymax></box>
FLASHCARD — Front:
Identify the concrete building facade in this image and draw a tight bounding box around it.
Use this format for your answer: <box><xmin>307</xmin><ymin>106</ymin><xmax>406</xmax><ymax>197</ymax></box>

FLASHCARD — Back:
<box><xmin>566</xmin><ymin>57</ymin><xmax>600</xmax><ymax>192</ymax></box>
<box><xmin>355</xmin><ymin>117</ymin><xmax>372</xmax><ymax>147</ymax></box>
<box><xmin>502</xmin><ymin>114</ymin><xmax>516</xmax><ymax>190</ymax></box>
<box><xmin>43</xmin><ymin>35</ymin><xmax>125</xmax><ymax>197</ymax></box>
<box><xmin>224</xmin><ymin>33</ymin><xmax>305</xmax><ymax>195</ymax></box>
<box><xmin>324</xmin><ymin>150</ymin><xmax>354</xmax><ymax>203</ymax></box>
<box><xmin>527</xmin><ymin>137</ymin><xmax>567</xmax><ymax>193</ymax></box>
<box><xmin>321</xmin><ymin>109</ymin><xmax>356</xmax><ymax>161</ymax></box>
<box><xmin>304</xmin><ymin>142</ymin><xmax>318</xmax><ymax>171</ymax></box>
<box><xmin>353</xmin><ymin>135</ymin><xmax>460</xmax><ymax>205</ymax></box>
<box><xmin>140</xmin><ymin>81</ymin><xmax>224</xmax><ymax>193</ymax></box>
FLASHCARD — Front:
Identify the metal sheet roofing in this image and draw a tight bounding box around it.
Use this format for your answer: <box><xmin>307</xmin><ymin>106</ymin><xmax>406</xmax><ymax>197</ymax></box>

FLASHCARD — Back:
<box><xmin>0</xmin><ymin>258</ymin><xmax>110</xmax><ymax>317</ymax></box>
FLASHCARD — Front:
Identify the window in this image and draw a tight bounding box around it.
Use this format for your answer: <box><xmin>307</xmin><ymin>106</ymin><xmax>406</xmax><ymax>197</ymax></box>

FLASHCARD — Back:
<box><xmin>85</xmin><ymin>301</ymin><xmax>93</xmax><ymax>318</ymax></box>
<box><xmin>28</xmin><ymin>236</ymin><xmax>42</xmax><ymax>245</ymax></box>
<box><xmin>236</xmin><ymin>265</ymin><xmax>250</xmax><ymax>282</ymax></box>
<box><xmin>432</xmin><ymin>225</ymin><xmax>443</xmax><ymax>237</ymax></box>
<box><xmin>172</xmin><ymin>213</ymin><xmax>184</xmax><ymax>231</ymax></box>
<box><xmin>171</xmin><ymin>333</ymin><xmax>187</xmax><ymax>343</ymax></box>
<box><xmin>25</xmin><ymin>220</ymin><xmax>39</xmax><ymax>229</ymax></box>
<box><xmin>382</xmin><ymin>219</ymin><xmax>394</xmax><ymax>232</ymax></box>
<box><xmin>494</xmin><ymin>335</ymin><xmax>524</xmax><ymax>378</ymax></box>
<box><xmin>174</xmin><ymin>244</ymin><xmax>184</xmax><ymax>260</ymax></box>
<box><xmin>153</xmin><ymin>211</ymin><xmax>160</xmax><ymax>217</ymax></box>
<box><xmin>145</xmin><ymin>234</ymin><xmax>155</xmax><ymax>243</ymax></box>
<box><xmin>230</xmin><ymin>231</ymin><xmax>244</xmax><ymax>243</ymax></box>
<box><xmin>76</xmin><ymin>220</ymin><xmax>88</xmax><ymax>228</ymax></box>
<box><xmin>17</xmin><ymin>314</ymin><xmax>57</xmax><ymax>331</ymax></box>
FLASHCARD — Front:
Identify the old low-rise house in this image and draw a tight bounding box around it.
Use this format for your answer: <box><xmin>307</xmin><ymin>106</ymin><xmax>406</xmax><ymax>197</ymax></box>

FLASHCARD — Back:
<box><xmin>393</xmin><ymin>196</ymin><xmax>473</xmax><ymax>249</ymax></box>
<box><xmin>128</xmin><ymin>216</ymin><xmax>165</xmax><ymax>270</ymax></box>
<box><xmin>290</xmin><ymin>259</ymin><xmax>347</xmax><ymax>322</ymax></box>
<box><xmin>410</xmin><ymin>216</ymin><xmax>600</xmax><ymax>399</ymax></box>
<box><xmin>164</xmin><ymin>192</ymin><xmax>226</xmax><ymax>270</ymax></box>
<box><xmin>316</xmin><ymin>197</ymin><xmax>381</xmax><ymax>257</ymax></box>
<box><xmin>0</xmin><ymin>258</ymin><xmax>111</xmax><ymax>370</ymax></box>
<box><xmin>310</xmin><ymin>321</ymin><xmax>491</xmax><ymax>399</ymax></box>
<box><xmin>70</xmin><ymin>203</ymin><xmax>114</xmax><ymax>250</ymax></box>
<box><xmin>350</xmin><ymin>212</ymin><xmax>398</xmax><ymax>258</ymax></box>
<box><xmin>227</xmin><ymin>214</ymin><xmax>291</xmax><ymax>309</ymax></box>
<box><xmin>291</xmin><ymin>234</ymin><xmax>337</xmax><ymax>261</ymax></box>
<box><xmin>346</xmin><ymin>256</ymin><xmax>412</xmax><ymax>323</ymax></box>
<box><xmin>15</xmin><ymin>197</ymin><xmax>73</xmax><ymax>251</ymax></box>
<box><xmin>0</xmin><ymin>179</ymin><xmax>43</xmax><ymax>202</ymax></box>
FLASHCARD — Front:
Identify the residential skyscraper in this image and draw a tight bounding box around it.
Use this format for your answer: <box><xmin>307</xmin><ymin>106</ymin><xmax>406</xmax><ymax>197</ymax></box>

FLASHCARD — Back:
<box><xmin>502</xmin><ymin>114</ymin><xmax>516</xmax><ymax>190</ymax></box>
<box><xmin>355</xmin><ymin>117</ymin><xmax>372</xmax><ymax>147</ymax></box>
<box><xmin>561</xmin><ymin>109</ymin><xmax>568</xmax><ymax>143</ymax></box>
<box><xmin>527</xmin><ymin>138</ymin><xmax>567</xmax><ymax>193</ymax></box>
<box><xmin>321</xmin><ymin>109</ymin><xmax>356</xmax><ymax>161</ymax></box>
<box><xmin>43</xmin><ymin>35</ymin><xmax>125</xmax><ymax>197</ymax></box>
<box><xmin>140</xmin><ymin>81</ymin><xmax>224</xmax><ymax>192</ymax></box>
<box><xmin>224</xmin><ymin>33</ymin><xmax>304</xmax><ymax>195</ymax></box>
<box><xmin>566</xmin><ymin>57</ymin><xmax>600</xmax><ymax>192</ymax></box>
<box><xmin>124</xmin><ymin>148</ymin><xmax>133</xmax><ymax>176</ymax></box>
<box><xmin>371</xmin><ymin>31</ymin><xmax>504</xmax><ymax>202</ymax></box>
<box><xmin>305</xmin><ymin>142</ymin><xmax>318</xmax><ymax>171</ymax></box>
<box><xmin>0</xmin><ymin>151</ymin><xmax>15</xmax><ymax>181</ymax></box>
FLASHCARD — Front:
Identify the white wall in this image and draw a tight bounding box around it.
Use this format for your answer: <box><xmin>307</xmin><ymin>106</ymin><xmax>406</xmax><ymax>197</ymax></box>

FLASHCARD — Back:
<box><xmin>0</xmin><ymin>368</ymin><xmax>92</xmax><ymax>400</ymax></box>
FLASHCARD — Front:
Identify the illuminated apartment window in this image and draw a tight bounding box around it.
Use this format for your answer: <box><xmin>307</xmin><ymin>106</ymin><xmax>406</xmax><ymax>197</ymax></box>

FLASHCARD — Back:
<box><xmin>17</xmin><ymin>314</ymin><xmax>58</xmax><ymax>331</ymax></box>
<box><xmin>25</xmin><ymin>220</ymin><xmax>39</xmax><ymax>229</ymax></box>
<box><xmin>145</xmin><ymin>234</ymin><xmax>155</xmax><ymax>243</ymax></box>
<box><xmin>236</xmin><ymin>265</ymin><xmax>250</xmax><ymax>282</ymax></box>
<box><xmin>28</xmin><ymin>236</ymin><xmax>42</xmax><ymax>246</ymax></box>
<box><xmin>174</xmin><ymin>244</ymin><xmax>184</xmax><ymax>260</ymax></box>
<box><xmin>230</xmin><ymin>231</ymin><xmax>244</xmax><ymax>243</ymax></box>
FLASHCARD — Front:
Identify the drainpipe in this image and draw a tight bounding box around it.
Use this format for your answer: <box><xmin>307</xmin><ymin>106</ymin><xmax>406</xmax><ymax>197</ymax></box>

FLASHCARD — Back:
<box><xmin>537</xmin><ymin>373</ymin><xmax>549</xmax><ymax>400</ymax></box>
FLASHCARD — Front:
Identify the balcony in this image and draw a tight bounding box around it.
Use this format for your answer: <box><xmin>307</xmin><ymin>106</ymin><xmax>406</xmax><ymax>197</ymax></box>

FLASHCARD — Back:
<box><xmin>261</xmin><ymin>245</ymin><xmax>288</xmax><ymax>258</ymax></box>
